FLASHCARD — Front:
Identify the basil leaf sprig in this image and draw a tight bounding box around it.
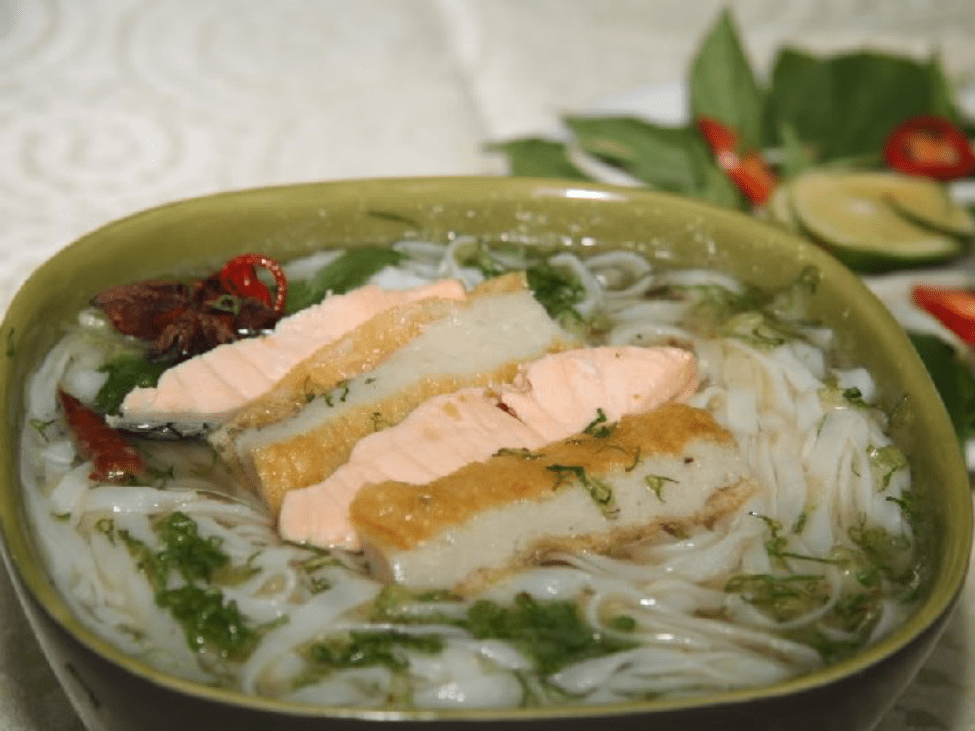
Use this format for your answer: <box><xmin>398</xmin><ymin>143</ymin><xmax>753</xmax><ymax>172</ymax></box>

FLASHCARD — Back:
<box><xmin>492</xmin><ymin>9</ymin><xmax>969</xmax><ymax>209</ymax></box>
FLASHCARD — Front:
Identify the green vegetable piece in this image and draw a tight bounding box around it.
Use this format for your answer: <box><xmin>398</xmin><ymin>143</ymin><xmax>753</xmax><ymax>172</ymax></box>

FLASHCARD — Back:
<box><xmin>868</xmin><ymin>444</ymin><xmax>908</xmax><ymax>491</ymax></box>
<box><xmin>766</xmin><ymin>48</ymin><xmax>962</xmax><ymax>161</ymax></box>
<box><xmin>285</xmin><ymin>247</ymin><xmax>404</xmax><ymax>314</ymax></box>
<box><xmin>96</xmin><ymin>352</ymin><xmax>169</xmax><ymax>414</ymax></box>
<box><xmin>525</xmin><ymin>261</ymin><xmax>585</xmax><ymax>323</ymax></box>
<box><xmin>643</xmin><ymin>474</ymin><xmax>677</xmax><ymax>502</ymax></box>
<box><xmin>565</xmin><ymin>116</ymin><xmax>711</xmax><ymax>194</ymax></box>
<box><xmin>689</xmin><ymin>9</ymin><xmax>764</xmax><ymax>150</ymax></box>
<box><xmin>463</xmin><ymin>593</ymin><xmax>636</xmax><ymax>676</ymax></box>
<box><xmin>583</xmin><ymin>408</ymin><xmax>612</xmax><ymax>438</ymax></box>
<box><xmin>307</xmin><ymin>630</ymin><xmax>444</xmax><ymax>672</ymax></box>
<box><xmin>156</xmin><ymin>585</ymin><xmax>257</xmax><ymax>660</ymax></box>
<box><xmin>547</xmin><ymin>464</ymin><xmax>618</xmax><ymax>518</ymax></box>
<box><xmin>724</xmin><ymin>573</ymin><xmax>830</xmax><ymax>622</ymax></box>
<box><xmin>908</xmin><ymin>332</ymin><xmax>975</xmax><ymax>445</ymax></box>
<box><xmin>153</xmin><ymin>511</ymin><xmax>230</xmax><ymax>586</ymax></box>
<box><xmin>492</xmin><ymin>138</ymin><xmax>593</xmax><ymax>180</ymax></box>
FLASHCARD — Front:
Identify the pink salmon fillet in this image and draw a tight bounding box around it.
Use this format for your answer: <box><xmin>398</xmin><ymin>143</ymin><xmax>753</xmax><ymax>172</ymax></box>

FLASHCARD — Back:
<box><xmin>115</xmin><ymin>279</ymin><xmax>466</xmax><ymax>428</ymax></box>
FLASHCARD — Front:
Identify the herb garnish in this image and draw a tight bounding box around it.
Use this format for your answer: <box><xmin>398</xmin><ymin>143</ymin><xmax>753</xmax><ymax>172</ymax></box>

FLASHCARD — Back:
<box><xmin>643</xmin><ymin>474</ymin><xmax>677</xmax><ymax>501</ymax></box>
<box><xmin>582</xmin><ymin>408</ymin><xmax>613</xmax><ymax>437</ymax></box>
<box><xmin>105</xmin><ymin>512</ymin><xmax>264</xmax><ymax>660</ymax></box>
<box><xmin>95</xmin><ymin>351</ymin><xmax>169</xmax><ymax>414</ymax></box>
<box><xmin>462</xmin><ymin>593</ymin><xmax>636</xmax><ymax>676</ymax></box>
<box><xmin>494</xmin><ymin>8</ymin><xmax>969</xmax><ymax>212</ymax></box>
<box><xmin>525</xmin><ymin>262</ymin><xmax>585</xmax><ymax>324</ymax></box>
<box><xmin>547</xmin><ymin>464</ymin><xmax>619</xmax><ymax>518</ymax></box>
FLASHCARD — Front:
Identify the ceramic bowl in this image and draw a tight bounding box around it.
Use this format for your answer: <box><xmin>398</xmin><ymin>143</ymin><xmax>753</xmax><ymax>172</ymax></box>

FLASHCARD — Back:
<box><xmin>0</xmin><ymin>177</ymin><xmax>970</xmax><ymax>731</ymax></box>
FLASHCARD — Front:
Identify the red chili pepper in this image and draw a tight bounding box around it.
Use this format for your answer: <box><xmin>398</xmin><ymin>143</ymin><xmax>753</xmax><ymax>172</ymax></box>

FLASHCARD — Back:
<box><xmin>217</xmin><ymin>254</ymin><xmax>288</xmax><ymax>315</ymax></box>
<box><xmin>912</xmin><ymin>285</ymin><xmax>975</xmax><ymax>347</ymax></box>
<box><xmin>58</xmin><ymin>390</ymin><xmax>147</xmax><ymax>483</ymax></box>
<box><xmin>884</xmin><ymin>115</ymin><xmax>975</xmax><ymax>181</ymax></box>
<box><xmin>696</xmin><ymin>116</ymin><xmax>778</xmax><ymax>205</ymax></box>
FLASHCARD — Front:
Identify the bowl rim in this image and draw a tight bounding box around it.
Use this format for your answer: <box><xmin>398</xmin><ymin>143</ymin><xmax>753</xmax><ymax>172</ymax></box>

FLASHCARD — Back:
<box><xmin>0</xmin><ymin>175</ymin><xmax>971</xmax><ymax>720</ymax></box>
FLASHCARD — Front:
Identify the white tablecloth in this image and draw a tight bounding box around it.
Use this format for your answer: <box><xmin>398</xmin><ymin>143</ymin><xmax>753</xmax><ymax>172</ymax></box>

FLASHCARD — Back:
<box><xmin>2</xmin><ymin>2</ymin><xmax>974</xmax><ymax>729</ymax></box>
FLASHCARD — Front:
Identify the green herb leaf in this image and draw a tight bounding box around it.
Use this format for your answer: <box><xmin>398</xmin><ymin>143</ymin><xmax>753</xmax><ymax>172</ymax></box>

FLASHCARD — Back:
<box><xmin>153</xmin><ymin>512</ymin><xmax>230</xmax><ymax>586</ymax></box>
<box><xmin>565</xmin><ymin>116</ymin><xmax>710</xmax><ymax>194</ymax></box>
<box><xmin>306</xmin><ymin>630</ymin><xmax>444</xmax><ymax>672</ymax></box>
<box><xmin>643</xmin><ymin>474</ymin><xmax>677</xmax><ymax>501</ymax></box>
<box><xmin>766</xmin><ymin>49</ymin><xmax>960</xmax><ymax>161</ymax></box>
<box><xmin>285</xmin><ymin>247</ymin><xmax>404</xmax><ymax>314</ymax></box>
<box><xmin>908</xmin><ymin>332</ymin><xmax>975</xmax><ymax>445</ymax></box>
<box><xmin>492</xmin><ymin>138</ymin><xmax>593</xmax><ymax>180</ymax></box>
<box><xmin>547</xmin><ymin>464</ymin><xmax>618</xmax><ymax>518</ymax></box>
<box><xmin>95</xmin><ymin>352</ymin><xmax>169</xmax><ymax>414</ymax></box>
<box><xmin>463</xmin><ymin>593</ymin><xmax>635</xmax><ymax>676</ymax></box>
<box><xmin>689</xmin><ymin>9</ymin><xmax>764</xmax><ymax>150</ymax></box>
<box><xmin>583</xmin><ymin>408</ymin><xmax>612</xmax><ymax>438</ymax></box>
<box><xmin>156</xmin><ymin>585</ymin><xmax>257</xmax><ymax>660</ymax></box>
<box><xmin>525</xmin><ymin>261</ymin><xmax>585</xmax><ymax>323</ymax></box>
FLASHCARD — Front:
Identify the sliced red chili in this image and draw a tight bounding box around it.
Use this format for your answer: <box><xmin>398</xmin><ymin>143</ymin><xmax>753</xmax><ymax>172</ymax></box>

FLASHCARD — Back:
<box><xmin>912</xmin><ymin>284</ymin><xmax>975</xmax><ymax>347</ymax></box>
<box><xmin>217</xmin><ymin>253</ymin><xmax>288</xmax><ymax>315</ymax></box>
<box><xmin>59</xmin><ymin>389</ymin><xmax>147</xmax><ymax>483</ymax></box>
<box><xmin>696</xmin><ymin>116</ymin><xmax>777</xmax><ymax>205</ymax></box>
<box><xmin>884</xmin><ymin>115</ymin><xmax>975</xmax><ymax>181</ymax></box>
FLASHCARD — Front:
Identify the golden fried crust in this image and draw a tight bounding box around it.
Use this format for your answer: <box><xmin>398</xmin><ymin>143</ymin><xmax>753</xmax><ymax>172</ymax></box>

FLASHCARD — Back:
<box><xmin>211</xmin><ymin>272</ymin><xmax>531</xmax><ymax>509</ymax></box>
<box><xmin>253</xmin><ymin>364</ymin><xmax>524</xmax><ymax>512</ymax></box>
<box><xmin>350</xmin><ymin>402</ymin><xmax>734</xmax><ymax>551</ymax></box>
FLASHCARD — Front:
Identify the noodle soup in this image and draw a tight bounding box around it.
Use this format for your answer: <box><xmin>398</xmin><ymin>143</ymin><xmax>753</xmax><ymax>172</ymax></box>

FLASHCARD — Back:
<box><xmin>20</xmin><ymin>239</ymin><xmax>922</xmax><ymax>710</ymax></box>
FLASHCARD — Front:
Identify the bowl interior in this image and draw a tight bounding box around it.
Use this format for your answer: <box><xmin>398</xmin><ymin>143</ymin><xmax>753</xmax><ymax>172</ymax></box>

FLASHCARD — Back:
<box><xmin>0</xmin><ymin>176</ymin><xmax>971</xmax><ymax>717</ymax></box>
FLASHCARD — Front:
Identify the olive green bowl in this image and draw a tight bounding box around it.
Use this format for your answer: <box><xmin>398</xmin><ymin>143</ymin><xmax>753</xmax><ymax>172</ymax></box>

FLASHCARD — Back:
<box><xmin>0</xmin><ymin>177</ymin><xmax>970</xmax><ymax>731</ymax></box>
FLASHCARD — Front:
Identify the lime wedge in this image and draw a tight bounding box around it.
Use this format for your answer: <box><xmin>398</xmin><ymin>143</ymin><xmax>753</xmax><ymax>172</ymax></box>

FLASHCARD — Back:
<box><xmin>789</xmin><ymin>170</ymin><xmax>968</xmax><ymax>272</ymax></box>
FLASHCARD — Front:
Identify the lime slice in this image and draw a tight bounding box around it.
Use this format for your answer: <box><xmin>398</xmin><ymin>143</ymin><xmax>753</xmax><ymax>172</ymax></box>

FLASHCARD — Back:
<box><xmin>789</xmin><ymin>170</ymin><xmax>967</xmax><ymax>272</ymax></box>
<box><xmin>880</xmin><ymin>174</ymin><xmax>975</xmax><ymax>237</ymax></box>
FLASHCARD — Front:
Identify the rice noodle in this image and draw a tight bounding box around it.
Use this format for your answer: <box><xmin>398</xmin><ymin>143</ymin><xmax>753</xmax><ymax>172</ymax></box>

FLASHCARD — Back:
<box><xmin>18</xmin><ymin>240</ymin><xmax>919</xmax><ymax>709</ymax></box>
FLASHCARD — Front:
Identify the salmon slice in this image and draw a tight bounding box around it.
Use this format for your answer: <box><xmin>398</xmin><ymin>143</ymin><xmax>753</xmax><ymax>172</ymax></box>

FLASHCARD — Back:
<box><xmin>278</xmin><ymin>346</ymin><xmax>697</xmax><ymax>549</ymax></box>
<box><xmin>350</xmin><ymin>403</ymin><xmax>757</xmax><ymax>591</ymax></box>
<box><xmin>114</xmin><ymin>279</ymin><xmax>466</xmax><ymax>432</ymax></box>
<box><xmin>230</xmin><ymin>279</ymin><xmax>576</xmax><ymax>511</ymax></box>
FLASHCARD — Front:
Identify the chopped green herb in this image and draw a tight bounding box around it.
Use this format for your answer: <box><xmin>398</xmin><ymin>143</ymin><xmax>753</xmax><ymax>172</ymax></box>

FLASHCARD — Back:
<box><xmin>29</xmin><ymin>418</ymin><xmax>55</xmax><ymax>439</ymax></box>
<box><xmin>868</xmin><ymin>444</ymin><xmax>908</xmax><ymax>491</ymax></box>
<box><xmin>156</xmin><ymin>585</ymin><xmax>258</xmax><ymax>660</ymax></box>
<box><xmin>526</xmin><ymin>262</ymin><xmax>585</xmax><ymax>324</ymax></box>
<box><xmin>547</xmin><ymin>464</ymin><xmax>619</xmax><ymax>518</ymax></box>
<box><xmin>320</xmin><ymin>380</ymin><xmax>350</xmax><ymax>407</ymax></box>
<box><xmin>105</xmin><ymin>512</ymin><xmax>263</xmax><ymax>660</ymax></box>
<box><xmin>493</xmin><ymin>446</ymin><xmax>540</xmax><ymax>460</ymax></box>
<box><xmin>462</xmin><ymin>593</ymin><xmax>636</xmax><ymax>676</ymax></box>
<box><xmin>847</xmin><ymin>523</ymin><xmax>913</xmax><ymax>588</ymax></box>
<box><xmin>583</xmin><ymin>408</ymin><xmax>613</xmax><ymax>438</ymax></box>
<box><xmin>95</xmin><ymin>352</ymin><xmax>169</xmax><ymax>414</ymax></box>
<box><xmin>725</xmin><ymin>573</ymin><xmax>830</xmax><ymax>622</ymax></box>
<box><xmin>643</xmin><ymin>474</ymin><xmax>677</xmax><ymax>501</ymax></box>
<box><xmin>152</xmin><ymin>511</ymin><xmax>230</xmax><ymax>586</ymax></box>
<box><xmin>305</xmin><ymin>630</ymin><xmax>444</xmax><ymax>675</ymax></box>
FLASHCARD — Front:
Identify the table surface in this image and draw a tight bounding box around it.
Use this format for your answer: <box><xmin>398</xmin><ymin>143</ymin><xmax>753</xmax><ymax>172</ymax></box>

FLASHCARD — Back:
<box><xmin>2</xmin><ymin>1</ymin><xmax>975</xmax><ymax>729</ymax></box>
